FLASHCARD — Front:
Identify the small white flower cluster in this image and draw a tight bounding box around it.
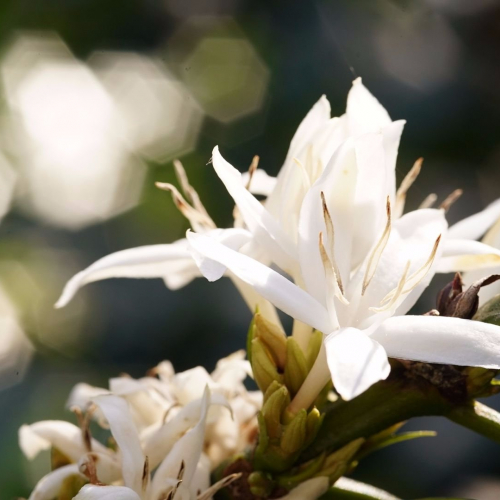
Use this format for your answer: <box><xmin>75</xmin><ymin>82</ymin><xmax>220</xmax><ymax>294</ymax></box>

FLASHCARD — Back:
<box><xmin>19</xmin><ymin>352</ymin><xmax>273</xmax><ymax>500</ymax></box>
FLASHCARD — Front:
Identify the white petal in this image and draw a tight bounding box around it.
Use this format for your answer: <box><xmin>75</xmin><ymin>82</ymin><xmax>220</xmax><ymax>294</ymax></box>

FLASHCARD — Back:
<box><xmin>187</xmin><ymin>231</ymin><xmax>332</xmax><ymax>333</ymax></box>
<box><xmin>28</xmin><ymin>464</ymin><xmax>84</xmax><ymax>500</ymax></box>
<box><xmin>371</xmin><ymin>315</ymin><xmax>500</xmax><ymax>368</ymax></box>
<box><xmin>66</xmin><ymin>383</ymin><xmax>109</xmax><ymax>427</ymax></box>
<box><xmin>73</xmin><ymin>485</ymin><xmax>141</xmax><ymax>500</ymax></box>
<box><xmin>143</xmin><ymin>392</ymin><xmax>229</xmax><ymax>470</ymax></box>
<box><xmin>241</xmin><ymin>168</ymin><xmax>277</xmax><ymax>196</ymax></box>
<box><xmin>447</xmin><ymin>198</ymin><xmax>500</xmax><ymax>240</ymax></box>
<box><xmin>381</xmin><ymin>120</ymin><xmax>406</xmax><ymax>204</ymax></box>
<box><xmin>298</xmin><ymin>138</ymin><xmax>358</xmax><ymax>302</ymax></box>
<box><xmin>211</xmin><ymin>146</ymin><xmax>298</xmax><ymax>272</ymax></box>
<box><xmin>352</xmin><ymin>208</ymin><xmax>447</xmax><ymax>325</ymax></box>
<box><xmin>150</xmin><ymin>387</ymin><xmax>210</xmax><ymax>498</ymax></box>
<box><xmin>55</xmin><ymin>240</ymin><xmax>195</xmax><ymax>308</ymax></box>
<box><xmin>325</xmin><ymin>328</ymin><xmax>390</xmax><ymax>400</ymax></box>
<box><xmin>437</xmin><ymin>238</ymin><xmax>500</xmax><ymax>273</ymax></box>
<box><xmin>189</xmin><ymin>228</ymin><xmax>253</xmax><ymax>282</ymax></box>
<box><xmin>347</xmin><ymin>78</ymin><xmax>392</xmax><ymax>136</ymax></box>
<box><xmin>19</xmin><ymin>421</ymin><xmax>109</xmax><ymax>462</ymax></box>
<box><xmin>93</xmin><ymin>395</ymin><xmax>144</xmax><ymax>495</ymax></box>
<box><xmin>278</xmin><ymin>477</ymin><xmax>330</xmax><ymax>500</ymax></box>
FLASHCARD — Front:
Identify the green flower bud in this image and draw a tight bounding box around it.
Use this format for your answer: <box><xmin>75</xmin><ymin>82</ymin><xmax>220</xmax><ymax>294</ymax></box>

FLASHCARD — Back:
<box><xmin>474</xmin><ymin>293</ymin><xmax>500</xmax><ymax>325</ymax></box>
<box><xmin>280</xmin><ymin>409</ymin><xmax>307</xmax><ymax>454</ymax></box>
<box><xmin>251</xmin><ymin>337</ymin><xmax>283</xmax><ymax>393</ymax></box>
<box><xmin>316</xmin><ymin>438</ymin><xmax>364</xmax><ymax>482</ymax></box>
<box><xmin>264</xmin><ymin>380</ymin><xmax>284</xmax><ymax>402</ymax></box>
<box><xmin>276</xmin><ymin>452</ymin><xmax>326</xmax><ymax>490</ymax></box>
<box><xmin>306</xmin><ymin>330</ymin><xmax>323</xmax><ymax>371</ymax></box>
<box><xmin>262</xmin><ymin>385</ymin><xmax>290</xmax><ymax>439</ymax></box>
<box><xmin>248</xmin><ymin>471</ymin><xmax>275</xmax><ymax>497</ymax></box>
<box><xmin>255</xmin><ymin>313</ymin><xmax>287</xmax><ymax>369</ymax></box>
<box><xmin>284</xmin><ymin>337</ymin><xmax>308</xmax><ymax>396</ymax></box>
<box><xmin>305</xmin><ymin>407</ymin><xmax>323</xmax><ymax>446</ymax></box>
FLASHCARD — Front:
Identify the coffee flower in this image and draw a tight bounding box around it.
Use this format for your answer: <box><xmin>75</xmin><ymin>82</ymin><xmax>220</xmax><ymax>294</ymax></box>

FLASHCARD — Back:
<box><xmin>55</xmin><ymin>80</ymin><xmax>500</xmax><ymax>326</ymax></box>
<box><xmin>19</xmin><ymin>352</ymin><xmax>262</xmax><ymax>499</ymax></box>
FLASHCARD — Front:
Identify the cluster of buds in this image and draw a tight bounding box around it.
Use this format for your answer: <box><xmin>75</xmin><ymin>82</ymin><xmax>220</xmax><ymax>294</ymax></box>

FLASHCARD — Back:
<box><xmin>246</xmin><ymin>312</ymin><xmax>325</xmax><ymax>475</ymax></box>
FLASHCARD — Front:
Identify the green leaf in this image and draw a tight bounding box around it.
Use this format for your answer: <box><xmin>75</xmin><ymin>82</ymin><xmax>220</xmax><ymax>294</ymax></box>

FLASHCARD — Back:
<box><xmin>357</xmin><ymin>431</ymin><xmax>436</xmax><ymax>460</ymax></box>
<box><xmin>319</xmin><ymin>477</ymin><xmax>400</xmax><ymax>499</ymax></box>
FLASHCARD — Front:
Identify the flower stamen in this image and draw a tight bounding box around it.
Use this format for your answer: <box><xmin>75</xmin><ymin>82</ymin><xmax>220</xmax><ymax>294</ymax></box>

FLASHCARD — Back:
<box><xmin>362</xmin><ymin>196</ymin><xmax>392</xmax><ymax>295</ymax></box>
<box><xmin>395</xmin><ymin>158</ymin><xmax>423</xmax><ymax>218</ymax></box>
<box><xmin>320</xmin><ymin>191</ymin><xmax>345</xmax><ymax>295</ymax></box>
<box><xmin>439</xmin><ymin>189</ymin><xmax>463</xmax><ymax>212</ymax></box>
<box><xmin>173</xmin><ymin>160</ymin><xmax>213</xmax><ymax>220</ymax></box>
<box><xmin>419</xmin><ymin>193</ymin><xmax>438</xmax><ymax>209</ymax></box>
<box><xmin>156</xmin><ymin>182</ymin><xmax>216</xmax><ymax>231</ymax></box>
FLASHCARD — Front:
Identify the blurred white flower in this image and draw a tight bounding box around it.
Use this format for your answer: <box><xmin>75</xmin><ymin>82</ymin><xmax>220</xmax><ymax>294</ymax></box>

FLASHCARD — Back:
<box><xmin>20</xmin><ymin>352</ymin><xmax>261</xmax><ymax>499</ymax></box>
<box><xmin>0</xmin><ymin>33</ymin><xmax>203</xmax><ymax>229</ymax></box>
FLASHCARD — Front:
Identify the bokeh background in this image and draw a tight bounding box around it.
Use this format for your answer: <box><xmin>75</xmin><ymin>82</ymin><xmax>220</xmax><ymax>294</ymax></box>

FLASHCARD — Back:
<box><xmin>1</xmin><ymin>0</ymin><xmax>500</xmax><ymax>498</ymax></box>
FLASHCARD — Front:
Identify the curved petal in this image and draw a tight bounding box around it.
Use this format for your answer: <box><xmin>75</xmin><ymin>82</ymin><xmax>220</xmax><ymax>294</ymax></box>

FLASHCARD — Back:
<box><xmin>73</xmin><ymin>485</ymin><xmax>141</xmax><ymax>500</ymax></box>
<box><xmin>264</xmin><ymin>96</ymin><xmax>332</xmax><ymax>220</ymax></box>
<box><xmin>447</xmin><ymin>198</ymin><xmax>500</xmax><ymax>240</ymax></box>
<box><xmin>325</xmin><ymin>328</ymin><xmax>390</xmax><ymax>400</ymax></box>
<box><xmin>55</xmin><ymin>240</ymin><xmax>195</xmax><ymax>308</ymax></box>
<box><xmin>19</xmin><ymin>420</ymin><xmax>109</xmax><ymax>462</ymax></box>
<box><xmin>279</xmin><ymin>477</ymin><xmax>330</xmax><ymax>500</ymax></box>
<box><xmin>150</xmin><ymin>387</ymin><xmax>210</xmax><ymax>498</ymax></box>
<box><xmin>143</xmin><ymin>392</ymin><xmax>229</xmax><ymax>470</ymax></box>
<box><xmin>93</xmin><ymin>395</ymin><xmax>144</xmax><ymax>496</ymax></box>
<box><xmin>28</xmin><ymin>464</ymin><xmax>84</xmax><ymax>500</ymax></box>
<box><xmin>211</xmin><ymin>147</ymin><xmax>298</xmax><ymax>272</ymax></box>
<box><xmin>347</xmin><ymin>78</ymin><xmax>392</xmax><ymax>136</ymax></box>
<box><xmin>187</xmin><ymin>231</ymin><xmax>332</xmax><ymax>333</ymax></box>
<box><xmin>437</xmin><ymin>238</ymin><xmax>500</xmax><ymax>273</ymax></box>
<box><xmin>371</xmin><ymin>315</ymin><xmax>500</xmax><ymax>368</ymax></box>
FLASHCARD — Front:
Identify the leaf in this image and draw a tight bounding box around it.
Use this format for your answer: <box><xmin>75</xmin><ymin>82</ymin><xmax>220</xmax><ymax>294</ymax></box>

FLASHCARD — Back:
<box><xmin>357</xmin><ymin>431</ymin><xmax>436</xmax><ymax>460</ymax></box>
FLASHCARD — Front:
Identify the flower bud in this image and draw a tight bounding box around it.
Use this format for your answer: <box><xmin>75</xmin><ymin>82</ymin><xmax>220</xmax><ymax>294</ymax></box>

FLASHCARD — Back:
<box><xmin>284</xmin><ymin>338</ymin><xmax>308</xmax><ymax>396</ymax></box>
<box><xmin>474</xmin><ymin>293</ymin><xmax>500</xmax><ymax>326</ymax></box>
<box><xmin>437</xmin><ymin>274</ymin><xmax>500</xmax><ymax>319</ymax></box>
<box><xmin>251</xmin><ymin>337</ymin><xmax>283</xmax><ymax>393</ymax></box>
<box><xmin>315</xmin><ymin>438</ymin><xmax>364</xmax><ymax>482</ymax></box>
<box><xmin>306</xmin><ymin>330</ymin><xmax>323</xmax><ymax>371</ymax></box>
<box><xmin>437</xmin><ymin>273</ymin><xmax>463</xmax><ymax>316</ymax></box>
<box><xmin>254</xmin><ymin>313</ymin><xmax>287</xmax><ymax>369</ymax></box>
<box><xmin>280</xmin><ymin>409</ymin><xmax>307</xmax><ymax>454</ymax></box>
<box><xmin>262</xmin><ymin>385</ymin><xmax>290</xmax><ymax>439</ymax></box>
<box><xmin>305</xmin><ymin>408</ymin><xmax>323</xmax><ymax>446</ymax></box>
<box><xmin>248</xmin><ymin>471</ymin><xmax>275</xmax><ymax>497</ymax></box>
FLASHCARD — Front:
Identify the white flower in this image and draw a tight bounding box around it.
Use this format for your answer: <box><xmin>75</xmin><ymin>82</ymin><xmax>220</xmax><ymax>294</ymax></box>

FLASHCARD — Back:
<box><xmin>184</xmin><ymin>79</ymin><xmax>500</xmax><ymax>405</ymax></box>
<box><xmin>20</xmin><ymin>388</ymin><xmax>236</xmax><ymax>500</ymax></box>
<box><xmin>20</xmin><ymin>352</ymin><xmax>262</xmax><ymax>500</ymax></box>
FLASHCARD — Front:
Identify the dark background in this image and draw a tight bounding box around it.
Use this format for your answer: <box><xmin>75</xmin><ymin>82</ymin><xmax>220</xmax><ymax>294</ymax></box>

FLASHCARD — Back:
<box><xmin>1</xmin><ymin>1</ymin><xmax>500</xmax><ymax>498</ymax></box>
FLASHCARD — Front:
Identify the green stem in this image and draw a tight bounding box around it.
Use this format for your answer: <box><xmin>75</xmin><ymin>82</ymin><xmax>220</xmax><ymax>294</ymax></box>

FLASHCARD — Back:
<box><xmin>447</xmin><ymin>401</ymin><xmax>500</xmax><ymax>443</ymax></box>
<box><xmin>301</xmin><ymin>376</ymin><xmax>500</xmax><ymax>462</ymax></box>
